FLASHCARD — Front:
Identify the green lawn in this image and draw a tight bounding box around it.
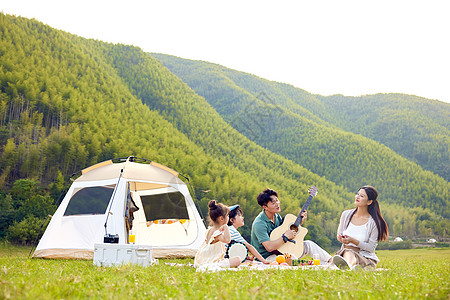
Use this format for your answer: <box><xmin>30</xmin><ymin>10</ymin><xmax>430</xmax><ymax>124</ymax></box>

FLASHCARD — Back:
<box><xmin>1</xmin><ymin>243</ymin><xmax>449</xmax><ymax>299</ymax></box>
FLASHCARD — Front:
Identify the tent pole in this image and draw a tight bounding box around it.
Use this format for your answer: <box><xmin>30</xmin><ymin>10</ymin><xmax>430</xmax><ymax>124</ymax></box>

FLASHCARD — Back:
<box><xmin>104</xmin><ymin>167</ymin><xmax>124</xmax><ymax>235</ymax></box>
<box><xmin>104</xmin><ymin>156</ymin><xmax>131</xmax><ymax>237</ymax></box>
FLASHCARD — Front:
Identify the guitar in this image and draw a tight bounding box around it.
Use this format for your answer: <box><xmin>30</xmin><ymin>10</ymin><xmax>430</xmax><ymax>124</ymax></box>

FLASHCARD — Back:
<box><xmin>269</xmin><ymin>186</ymin><xmax>318</xmax><ymax>258</ymax></box>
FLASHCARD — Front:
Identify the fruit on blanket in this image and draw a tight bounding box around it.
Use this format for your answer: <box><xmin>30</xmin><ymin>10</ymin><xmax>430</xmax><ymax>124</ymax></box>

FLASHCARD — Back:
<box><xmin>276</xmin><ymin>255</ymin><xmax>285</xmax><ymax>264</ymax></box>
<box><xmin>271</xmin><ymin>261</ymin><xmax>279</xmax><ymax>265</ymax></box>
<box><xmin>280</xmin><ymin>262</ymin><xmax>289</xmax><ymax>266</ymax></box>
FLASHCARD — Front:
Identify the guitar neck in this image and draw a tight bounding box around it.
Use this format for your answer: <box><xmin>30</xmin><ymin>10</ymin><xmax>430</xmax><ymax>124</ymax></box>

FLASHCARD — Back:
<box><xmin>294</xmin><ymin>195</ymin><xmax>313</xmax><ymax>227</ymax></box>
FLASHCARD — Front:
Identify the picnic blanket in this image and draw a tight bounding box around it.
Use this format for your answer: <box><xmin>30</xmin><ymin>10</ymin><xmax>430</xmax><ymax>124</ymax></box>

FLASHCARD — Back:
<box><xmin>165</xmin><ymin>261</ymin><xmax>388</xmax><ymax>272</ymax></box>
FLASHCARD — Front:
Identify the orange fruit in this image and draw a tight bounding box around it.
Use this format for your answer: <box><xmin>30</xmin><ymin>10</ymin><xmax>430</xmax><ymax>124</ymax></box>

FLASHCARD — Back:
<box><xmin>276</xmin><ymin>255</ymin><xmax>285</xmax><ymax>264</ymax></box>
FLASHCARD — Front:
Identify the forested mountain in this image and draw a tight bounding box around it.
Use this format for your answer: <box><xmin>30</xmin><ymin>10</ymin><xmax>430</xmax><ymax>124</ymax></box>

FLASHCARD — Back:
<box><xmin>316</xmin><ymin>93</ymin><xmax>449</xmax><ymax>180</ymax></box>
<box><xmin>0</xmin><ymin>13</ymin><xmax>351</xmax><ymax>244</ymax></box>
<box><xmin>0</xmin><ymin>14</ymin><xmax>448</xmax><ymax>245</ymax></box>
<box><xmin>150</xmin><ymin>54</ymin><xmax>449</xmax><ymax>217</ymax></box>
<box><xmin>153</xmin><ymin>54</ymin><xmax>449</xmax><ymax>182</ymax></box>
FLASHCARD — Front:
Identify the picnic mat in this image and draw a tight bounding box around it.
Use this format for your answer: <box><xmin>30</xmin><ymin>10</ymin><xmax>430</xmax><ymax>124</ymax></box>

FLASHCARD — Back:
<box><xmin>165</xmin><ymin>261</ymin><xmax>388</xmax><ymax>272</ymax></box>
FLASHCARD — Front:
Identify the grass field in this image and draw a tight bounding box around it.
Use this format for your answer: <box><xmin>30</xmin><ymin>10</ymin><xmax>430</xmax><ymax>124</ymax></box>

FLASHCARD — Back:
<box><xmin>1</xmin><ymin>243</ymin><xmax>449</xmax><ymax>299</ymax></box>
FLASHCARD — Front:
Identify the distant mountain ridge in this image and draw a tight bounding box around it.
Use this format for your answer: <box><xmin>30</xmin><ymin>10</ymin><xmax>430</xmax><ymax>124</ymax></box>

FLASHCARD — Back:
<box><xmin>150</xmin><ymin>53</ymin><xmax>449</xmax><ymax>217</ymax></box>
<box><xmin>317</xmin><ymin>93</ymin><xmax>449</xmax><ymax>180</ymax></box>
<box><xmin>151</xmin><ymin>53</ymin><xmax>449</xmax><ymax>181</ymax></box>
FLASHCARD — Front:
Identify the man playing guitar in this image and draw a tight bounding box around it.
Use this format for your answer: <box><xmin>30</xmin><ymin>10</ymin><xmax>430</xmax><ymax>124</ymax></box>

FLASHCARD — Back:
<box><xmin>250</xmin><ymin>188</ymin><xmax>332</xmax><ymax>263</ymax></box>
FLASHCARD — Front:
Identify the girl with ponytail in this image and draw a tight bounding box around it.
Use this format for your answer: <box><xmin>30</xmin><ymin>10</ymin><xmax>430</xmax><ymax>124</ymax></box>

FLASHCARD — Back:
<box><xmin>194</xmin><ymin>200</ymin><xmax>241</xmax><ymax>270</ymax></box>
<box><xmin>333</xmin><ymin>186</ymin><xmax>389</xmax><ymax>269</ymax></box>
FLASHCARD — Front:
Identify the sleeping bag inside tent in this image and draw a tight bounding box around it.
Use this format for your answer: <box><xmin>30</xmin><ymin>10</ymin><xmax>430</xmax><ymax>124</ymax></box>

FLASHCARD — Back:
<box><xmin>33</xmin><ymin>157</ymin><xmax>207</xmax><ymax>259</ymax></box>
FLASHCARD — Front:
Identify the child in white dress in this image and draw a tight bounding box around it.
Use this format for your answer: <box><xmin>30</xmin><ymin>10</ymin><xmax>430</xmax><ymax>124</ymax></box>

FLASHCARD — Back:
<box><xmin>194</xmin><ymin>200</ymin><xmax>241</xmax><ymax>270</ymax></box>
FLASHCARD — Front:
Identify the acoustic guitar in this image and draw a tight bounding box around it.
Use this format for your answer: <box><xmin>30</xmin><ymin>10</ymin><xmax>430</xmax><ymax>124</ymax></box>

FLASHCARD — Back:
<box><xmin>269</xmin><ymin>186</ymin><xmax>318</xmax><ymax>258</ymax></box>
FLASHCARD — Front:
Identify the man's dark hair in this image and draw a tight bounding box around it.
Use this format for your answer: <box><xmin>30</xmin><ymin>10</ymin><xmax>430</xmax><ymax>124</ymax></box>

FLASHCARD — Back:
<box><xmin>257</xmin><ymin>188</ymin><xmax>278</xmax><ymax>207</ymax></box>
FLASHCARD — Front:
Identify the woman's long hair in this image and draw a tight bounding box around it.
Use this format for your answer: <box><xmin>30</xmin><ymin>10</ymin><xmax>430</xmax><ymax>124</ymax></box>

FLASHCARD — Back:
<box><xmin>348</xmin><ymin>186</ymin><xmax>389</xmax><ymax>241</ymax></box>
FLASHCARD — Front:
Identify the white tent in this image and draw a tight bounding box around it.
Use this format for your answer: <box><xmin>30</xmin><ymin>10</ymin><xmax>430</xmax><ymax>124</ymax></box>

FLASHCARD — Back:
<box><xmin>33</xmin><ymin>157</ymin><xmax>207</xmax><ymax>259</ymax></box>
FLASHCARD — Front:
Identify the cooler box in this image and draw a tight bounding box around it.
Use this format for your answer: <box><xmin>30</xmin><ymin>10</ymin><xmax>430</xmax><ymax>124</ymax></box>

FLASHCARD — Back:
<box><xmin>93</xmin><ymin>243</ymin><xmax>157</xmax><ymax>267</ymax></box>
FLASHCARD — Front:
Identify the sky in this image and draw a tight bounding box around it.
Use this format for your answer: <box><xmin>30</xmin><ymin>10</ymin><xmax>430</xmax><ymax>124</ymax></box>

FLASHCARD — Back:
<box><xmin>1</xmin><ymin>0</ymin><xmax>449</xmax><ymax>103</ymax></box>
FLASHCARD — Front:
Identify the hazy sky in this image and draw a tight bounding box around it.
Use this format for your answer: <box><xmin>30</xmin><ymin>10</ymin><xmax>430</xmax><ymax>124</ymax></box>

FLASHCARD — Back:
<box><xmin>1</xmin><ymin>0</ymin><xmax>449</xmax><ymax>103</ymax></box>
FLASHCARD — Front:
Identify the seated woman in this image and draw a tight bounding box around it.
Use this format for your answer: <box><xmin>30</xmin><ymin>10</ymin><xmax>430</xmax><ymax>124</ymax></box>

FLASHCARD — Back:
<box><xmin>227</xmin><ymin>205</ymin><xmax>270</xmax><ymax>264</ymax></box>
<box><xmin>333</xmin><ymin>186</ymin><xmax>389</xmax><ymax>269</ymax></box>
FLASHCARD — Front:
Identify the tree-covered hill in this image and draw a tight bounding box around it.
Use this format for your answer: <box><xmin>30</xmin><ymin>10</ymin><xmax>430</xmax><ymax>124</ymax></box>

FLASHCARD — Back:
<box><xmin>316</xmin><ymin>93</ymin><xmax>449</xmax><ymax>180</ymax></box>
<box><xmin>94</xmin><ymin>42</ymin><xmax>356</xmax><ymax>228</ymax></box>
<box><xmin>152</xmin><ymin>53</ymin><xmax>449</xmax><ymax>182</ymax></box>
<box><xmin>98</xmin><ymin>45</ymin><xmax>449</xmax><ymax>236</ymax></box>
<box><xmin>149</xmin><ymin>54</ymin><xmax>449</xmax><ymax>218</ymax></box>
<box><xmin>0</xmin><ymin>14</ymin><xmax>448</xmax><ymax>244</ymax></box>
<box><xmin>0</xmin><ymin>13</ymin><xmax>352</xmax><ymax>244</ymax></box>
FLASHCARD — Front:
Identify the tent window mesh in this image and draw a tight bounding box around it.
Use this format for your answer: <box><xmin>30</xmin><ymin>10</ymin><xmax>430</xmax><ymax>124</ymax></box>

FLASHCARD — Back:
<box><xmin>140</xmin><ymin>192</ymin><xmax>189</xmax><ymax>221</ymax></box>
<box><xmin>64</xmin><ymin>186</ymin><xmax>115</xmax><ymax>216</ymax></box>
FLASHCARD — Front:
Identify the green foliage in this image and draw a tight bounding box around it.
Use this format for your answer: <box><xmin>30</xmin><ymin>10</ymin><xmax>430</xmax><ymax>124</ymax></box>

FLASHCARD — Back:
<box><xmin>9</xmin><ymin>179</ymin><xmax>39</xmax><ymax>208</ymax></box>
<box><xmin>0</xmin><ymin>178</ymin><xmax>55</xmax><ymax>240</ymax></box>
<box><xmin>17</xmin><ymin>194</ymin><xmax>55</xmax><ymax>220</ymax></box>
<box><xmin>317</xmin><ymin>94</ymin><xmax>450</xmax><ymax>180</ymax></box>
<box><xmin>305</xmin><ymin>223</ymin><xmax>332</xmax><ymax>251</ymax></box>
<box><xmin>6</xmin><ymin>215</ymin><xmax>46</xmax><ymax>245</ymax></box>
<box><xmin>48</xmin><ymin>171</ymin><xmax>66</xmax><ymax>201</ymax></box>
<box><xmin>377</xmin><ymin>240</ymin><xmax>413</xmax><ymax>250</ymax></box>
<box><xmin>0</xmin><ymin>210</ymin><xmax>16</xmax><ymax>238</ymax></box>
<box><xmin>88</xmin><ymin>39</ymin><xmax>355</xmax><ymax>235</ymax></box>
<box><xmin>0</xmin><ymin>192</ymin><xmax>13</xmax><ymax>210</ymax></box>
<box><xmin>0</xmin><ymin>13</ymin><xmax>349</xmax><ymax>244</ymax></box>
<box><xmin>152</xmin><ymin>53</ymin><xmax>449</xmax><ymax>219</ymax></box>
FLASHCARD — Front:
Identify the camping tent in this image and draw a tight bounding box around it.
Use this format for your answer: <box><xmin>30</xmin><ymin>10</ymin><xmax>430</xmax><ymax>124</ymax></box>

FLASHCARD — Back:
<box><xmin>33</xmin><ymin>157</ymin><xmax>207</xmax><ymax>259</ymax></box>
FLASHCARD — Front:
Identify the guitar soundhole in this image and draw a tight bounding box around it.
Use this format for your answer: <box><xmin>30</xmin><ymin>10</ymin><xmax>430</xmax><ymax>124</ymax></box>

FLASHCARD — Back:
<box><xmin>289</xmin><ymin>224</ymin><xmax>298</xmax><ymax>232</ymax></box>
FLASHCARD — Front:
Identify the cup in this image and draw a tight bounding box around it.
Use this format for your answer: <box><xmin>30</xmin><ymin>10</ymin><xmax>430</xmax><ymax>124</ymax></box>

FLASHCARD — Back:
<box><xmin>313</xmin><ymin>254</ymin><xmax>320</xmax><ymax>265</ymax></box>
<box><xmin>129</xmin><ymin>234</ymin><xmax>135</xmax><ymax>244</ymax></box>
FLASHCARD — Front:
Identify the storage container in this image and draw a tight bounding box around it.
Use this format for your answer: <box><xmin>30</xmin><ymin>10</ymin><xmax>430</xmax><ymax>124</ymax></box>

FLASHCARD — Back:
<box><xmin>93</xmin><ymin>243</ymin><xmax>157</xmax><ymax>267</ymax></box>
